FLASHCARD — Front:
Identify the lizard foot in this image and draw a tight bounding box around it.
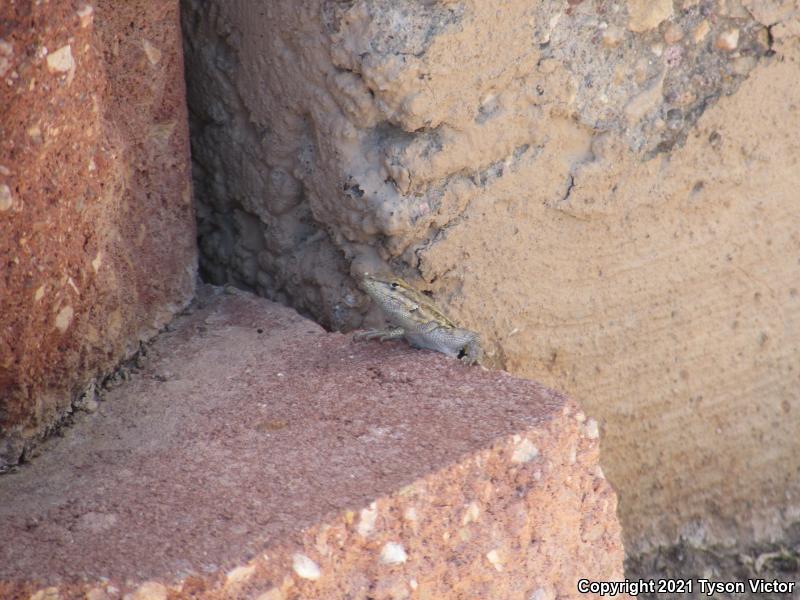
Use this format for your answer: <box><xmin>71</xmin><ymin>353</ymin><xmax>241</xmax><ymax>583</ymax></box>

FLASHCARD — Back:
<box><xmin>457</xmin><ymin>338</ymin><xmax>483</xmax><ymax>366</ymax></box>
<box><xmin>353</xmin><ymin>327</ymin><xmax>405</xmax><ymax>342</ymax></box>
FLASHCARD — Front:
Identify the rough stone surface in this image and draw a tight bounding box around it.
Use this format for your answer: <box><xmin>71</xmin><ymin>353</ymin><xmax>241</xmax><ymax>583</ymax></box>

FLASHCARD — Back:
<box><xmin>0</xmin><ymin>2</ymin><xmax>196</xmax><ymax>469</ymax></box>
<box><xmin>181</xmin><ymin>0</ymin><xmax>800</xmax><ymax>562</ymax></box>
<box><xmin>0</xmin><ymin>286</ymin><xmax>622</xmax><ymax>598</ymax></box>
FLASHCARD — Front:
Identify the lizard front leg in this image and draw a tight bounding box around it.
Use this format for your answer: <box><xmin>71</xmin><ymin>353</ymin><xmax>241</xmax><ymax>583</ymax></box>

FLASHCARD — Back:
<box><xmin>353</xmin><ymin>327</ymin><xmax>406</xmax><ymax>342</ymax></box>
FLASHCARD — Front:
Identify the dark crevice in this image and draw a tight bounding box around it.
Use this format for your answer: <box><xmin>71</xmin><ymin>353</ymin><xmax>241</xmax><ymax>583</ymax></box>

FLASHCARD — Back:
<box><xmin>562</xmin><ymin>174</ymin><xmax>575</xmax><ymax>203</ymax></box>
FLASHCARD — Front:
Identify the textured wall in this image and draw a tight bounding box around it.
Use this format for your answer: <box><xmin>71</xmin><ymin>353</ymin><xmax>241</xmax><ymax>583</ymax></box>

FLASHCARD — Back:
<box><xmin>0</xmin><ymin>1</ymin><xmax>196</xmax><ymax>469</ymax></box>
<box><xmin>182</xmin><ymin>0</ymin><xmax>800</xmax><ymax>558</ymax></box>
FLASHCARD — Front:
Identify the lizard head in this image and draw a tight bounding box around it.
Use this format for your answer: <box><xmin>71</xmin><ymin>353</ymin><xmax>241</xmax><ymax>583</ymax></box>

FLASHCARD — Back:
<box><xmin>358</xmin><ymin>272</ymin><xmax>457</xmax><ymax>327</ymax></box>
<box><xmin>359</xmin><ymin>272</ymin><xmax>411</xmax><ymax>299</ymax></box>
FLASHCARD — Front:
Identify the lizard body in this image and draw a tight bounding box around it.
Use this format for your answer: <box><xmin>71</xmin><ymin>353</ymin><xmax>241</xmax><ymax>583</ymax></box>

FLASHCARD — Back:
<box><xmin>354</xmin><ymin>273</ymin><xmax>482</xmax><ymax>365</ymax></box>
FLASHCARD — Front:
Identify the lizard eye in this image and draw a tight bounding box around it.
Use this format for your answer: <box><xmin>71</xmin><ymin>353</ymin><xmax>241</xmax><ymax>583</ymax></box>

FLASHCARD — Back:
<box><xmin>391</xmin><ymin>282</ymin><xmax>398</xmax><ymax>288</ymax></box>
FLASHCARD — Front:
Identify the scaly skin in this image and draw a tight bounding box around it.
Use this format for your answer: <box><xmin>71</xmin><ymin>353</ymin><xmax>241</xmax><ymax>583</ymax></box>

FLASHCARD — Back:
<box><xmin>353</xmin><ymin>273</ymin><xmax>482</xmax><ymax>365</ymax></box>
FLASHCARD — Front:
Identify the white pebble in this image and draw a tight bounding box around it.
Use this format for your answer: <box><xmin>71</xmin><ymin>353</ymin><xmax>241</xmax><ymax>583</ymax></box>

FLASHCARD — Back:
<box><xmin>716</xmin><ymin>29</ymin><xmax>739</xmax><ymax>51</ymax></box>
<box><xmin>584</xmin><ymin>418</ymin><xmax>599</xmax><ymax>439</ymax></box>
<box><xmin>46</xmin><ymin>45</ymin><xmax>74</xmax><ymax>74</ymax></box>
<box><xmin>226</xmin><ymin>564</ymin><xmax>255</xmax><ymax>585</ymax></box>
<box><xmin>0</xmin><ymin>183</ymin><xmax>12</xmax><ymax>210</ymax></box>
<box><xmin>486</xmin><ymin>549</ymin><xmax>503</xmax><ymax>572</ymax></box>
<box><xmin>461</xmin><ymin>502</ymin><xmax>480</xmax><ymax>525</ymax></box>
<box><xmin>511</xmin><ymin>438</ymin><xmax>539</xmax><ymax>463</ymax></box>
<box><xmin>292</xmin><ymin>553</ymin><xmax>321</xmax><ymax>580</ymax></box>
<box><xmin>357</xmin><ymin>502</ymin><xmax>378</xmax><ymax>537</ymax></box>
<box><xmin>529</xmin><ymin>586</ymin><xmax>555</xmax><ymax>600</ymax></box>
<box><xmin>142</xmin><ymin>40</ymin><xmax>162</xmax><ymax>65</ymax></box>
<box><xmin>77</xmin><ymin>5</ymin><xmax>94</xmax><ymax>28</ymax></box>
<box><xmin>55</xmin><ymin>306</ymin><xmax>74</xmax><ymax>333</ymax></box>
<box><xmin>380</xmin><ymin>542</ymin><xmax>408</xmax><ymax>565</ymax></box>
<box><xmin>125</xmin><ymin>581</ymin><xmax>167</xmax><ymax>600</ymax></box>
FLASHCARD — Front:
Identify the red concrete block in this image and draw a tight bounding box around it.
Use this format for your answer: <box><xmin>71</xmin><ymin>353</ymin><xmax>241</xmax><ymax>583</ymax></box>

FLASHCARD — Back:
<box><xmin>0</xmin><ymin>288</ymin><xmax>623</xmax><ymax>598</ymax></box>
<box><xmin>0</xmin><ymin>0</ymin><xmax>196</xmax><ymax>469</ymax></box>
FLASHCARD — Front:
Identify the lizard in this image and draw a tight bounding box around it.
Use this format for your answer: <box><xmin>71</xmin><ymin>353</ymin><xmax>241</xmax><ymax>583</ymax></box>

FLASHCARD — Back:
<box><xmin>353</xmin><ymin>273</ymin><xmax>483</xmax><ymax>365</ymax></box>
